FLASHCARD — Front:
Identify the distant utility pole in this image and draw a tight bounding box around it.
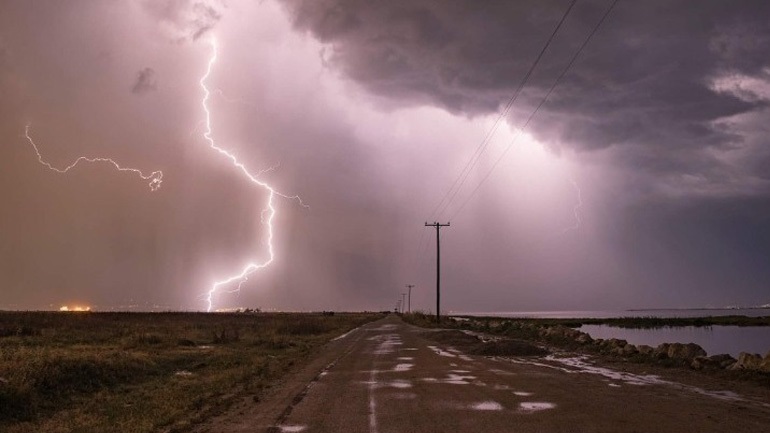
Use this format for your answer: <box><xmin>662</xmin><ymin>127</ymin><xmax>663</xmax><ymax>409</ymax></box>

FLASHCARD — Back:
<box><xmin>405</xmin><ymin>284</ymin><xmax>415</xmax><ymax>313</ymax></box>
<box><xmin>401</xmin><ymin>293</ymin><xmax>406</xmax><ymax>314</ymax></box>
<box><xmin>425</xmin><ymin>222</ymin><xmax>450</xmax><ymax>323</ymax></box>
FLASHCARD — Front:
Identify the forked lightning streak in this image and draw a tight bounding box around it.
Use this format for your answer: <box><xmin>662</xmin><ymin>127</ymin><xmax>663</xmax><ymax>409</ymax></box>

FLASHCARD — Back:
<box><xmin>23</xmin><ymin>38</ymin><xmax>303</xmax><ymax>312</ymax></box>
<box><xmin>24</xmin><ymin>125</ymin><xmax>163</xmax><ymax>191</ymax></box>
<box><xmin>200</xmin><ymin>38</ymin><xmax>305</xmax><ymax>311</ymax></box>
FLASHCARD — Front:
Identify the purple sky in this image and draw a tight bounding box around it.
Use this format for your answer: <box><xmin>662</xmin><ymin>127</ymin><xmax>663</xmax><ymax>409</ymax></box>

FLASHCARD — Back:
<box><xmin>1</xmin><ymin>0</ymin><xmax>769</xmax><ymax>312</ymax></box>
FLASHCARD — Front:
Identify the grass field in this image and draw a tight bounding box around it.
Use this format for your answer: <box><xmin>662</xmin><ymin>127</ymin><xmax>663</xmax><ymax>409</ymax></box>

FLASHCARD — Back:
<box><xmin>0</xmin><ymin>311</ymin><xmax>381</xmax><ymax>433</ymax></box>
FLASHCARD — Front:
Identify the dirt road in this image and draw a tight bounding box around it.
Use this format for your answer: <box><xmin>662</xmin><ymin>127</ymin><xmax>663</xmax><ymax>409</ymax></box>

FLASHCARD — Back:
<box><xmin>194</xmin><ymin>315</ymin><xmax>770</xmax><ymax>433</ymax></box>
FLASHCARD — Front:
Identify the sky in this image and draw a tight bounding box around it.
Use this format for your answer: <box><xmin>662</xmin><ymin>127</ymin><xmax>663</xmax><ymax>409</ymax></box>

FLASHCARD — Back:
<box><xmin>1</xmin><ymin>0</ymin><xmax>769</xmax><ymax>312</ymax></box>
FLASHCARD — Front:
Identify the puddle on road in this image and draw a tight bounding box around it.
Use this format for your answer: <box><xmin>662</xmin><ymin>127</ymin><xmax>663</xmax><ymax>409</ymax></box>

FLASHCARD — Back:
<box><xmin>278</xmin><ymin>425</ymin><xmax>307</xmax><ymax>432</ymax></box>
<box><xmin>359</xmin><ymin>379</ymin><xmax>413</xmax><ymax>389</ymax></box>
<box><xmin>394</xmin><ymin>363</ymin><xmax>413</xmax><ymax>372</ymax></box>
<box><xmin>398</xmin><ymin>356</ymin><xmax>414</xmax><ymax>361</ymax></box>
<box><xmin>471</xmin><ymin>401</ymin><xmax>503</xmax><ymax>411</ymax></box>
<box><xmin>388</xmin><ymin>380</ymin><xmax>412</xmax><ymax>389</ymax></box>
<box><xmin>513</xmin><ymin>391</ymin><xmax>533</xmax><ymax>396</ymax></box>
<box><xmin>371</xmin><ymin>334</ymin><xmax>403</xmax><ymax>355</ymax></box>
<box><xmin>370</xmin><ymin>324</ymin><xmax>398</xmax><ymax>331</ymax></box>
<box><xmin>427</xmin><ymin>345</ymin><xmax>456</xmax><ymax>357</ymax></box>
<box><xmin>422</xmin><ymin>373</ymin><xmax>477</xmax><ymax>385</ymax></box>
<box><xmin>519</xmin><ymin>402</ymin><xmax>556</xmax><ymax>413</ymax></box>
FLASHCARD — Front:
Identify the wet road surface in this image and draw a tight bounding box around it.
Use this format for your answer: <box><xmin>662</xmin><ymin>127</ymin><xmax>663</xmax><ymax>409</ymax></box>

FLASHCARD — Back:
<box><xmin>197</xmin><ymin>315</ymin><xmax>770</xmax><ymax>433</ymax></box>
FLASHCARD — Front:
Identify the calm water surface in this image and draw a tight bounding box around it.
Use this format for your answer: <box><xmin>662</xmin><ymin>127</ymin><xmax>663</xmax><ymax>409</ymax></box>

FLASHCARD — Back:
<box><xmin>464</xmin><ymin>308</ymin><xmax>770</xmax><ymax>319</ymax></box>
<box><xmin>579</xmin><ymin>325</ymin><xmax>770</xmax><ymax>358</ymax></box>
<box><xmin>462</xmin><ymin>309</ymin><xmax>770</xmax><ymax>357</ymax></box>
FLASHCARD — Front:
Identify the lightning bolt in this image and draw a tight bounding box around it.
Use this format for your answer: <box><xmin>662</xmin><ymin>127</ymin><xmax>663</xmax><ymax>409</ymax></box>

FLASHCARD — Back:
<box><xmin>22</xmin><ymin>38</ymin><xmax>302</xmax><ymax>313</ymax></box>
<box><xmin>23</xmin><ymin>124</ymin><xmax>163</xmax><ymax>191</ymax></box>
<box><xmin>559</xmin><ymin>177</ymin><xmax>583</xmax><ymax>234</ymax></box>
<box><xmin>200</xmin><ymin>38</ymin><xmax>305</xmax><ymax>312</ymax></box>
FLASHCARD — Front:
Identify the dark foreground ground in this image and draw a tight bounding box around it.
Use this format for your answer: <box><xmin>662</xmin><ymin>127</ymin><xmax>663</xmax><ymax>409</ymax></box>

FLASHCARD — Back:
<box><xmin>195</xmin><ymin>315</ymin><xmax>770</xmax><ymax>433</ymax></box>
<box><xmin>0</xmin><ymin>311</ymin><xmax>381</xmax><ymax>433</ymax></box>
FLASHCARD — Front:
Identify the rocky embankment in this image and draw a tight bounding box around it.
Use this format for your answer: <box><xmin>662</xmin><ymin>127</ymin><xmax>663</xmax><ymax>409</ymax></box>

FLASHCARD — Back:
<box><xmin>461</xmin><ymin>319</ymin><xmax>770</xmax><ymax>373</ymax></box>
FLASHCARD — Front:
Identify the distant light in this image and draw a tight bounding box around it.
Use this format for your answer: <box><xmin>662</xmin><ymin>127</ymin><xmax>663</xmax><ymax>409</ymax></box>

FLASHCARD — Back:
<box><xmin>59</xmin><ymin>305</ymin><xmax>91</xmax><ymax>312</ymax></box>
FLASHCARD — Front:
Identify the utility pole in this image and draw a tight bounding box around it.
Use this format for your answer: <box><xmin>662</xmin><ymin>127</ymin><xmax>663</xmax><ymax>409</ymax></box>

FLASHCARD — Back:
<box><xmin>405</xmin><ymin>284</ymin><xmax>415</xmax><ymax>313</ymax></box>
<box><xmin>401</xmin><ymin>293</ymin><xmax>406</xmax><ymax>314</ymax></box>
<box><xmin>425</xmin><ymin>222</ymin><xmax>450</xmax><ymax>323</ymax></box>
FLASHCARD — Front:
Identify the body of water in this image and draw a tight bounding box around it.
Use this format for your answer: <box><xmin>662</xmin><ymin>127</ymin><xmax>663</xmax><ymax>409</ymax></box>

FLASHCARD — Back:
<box><xmin>462</xmin><ymin>308</ymin><xmax>770</xmax><ymax>319</ymax></box>
<box><xmin>579</xmin><ymin>324</ymin><xmax>770</xmax><ymax>358</ymax></box>
<box><xmin>460</xmin><ymin>309</ymin><xmax>770</xmax><ymax>358</ymax></box>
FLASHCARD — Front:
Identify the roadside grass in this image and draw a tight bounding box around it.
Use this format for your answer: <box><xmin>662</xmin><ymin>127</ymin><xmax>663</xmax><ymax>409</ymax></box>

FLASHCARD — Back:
<box><xmin>0</xmin><ymin>311</ymin><xmax>381</xmax><ymax>433</ymax></box>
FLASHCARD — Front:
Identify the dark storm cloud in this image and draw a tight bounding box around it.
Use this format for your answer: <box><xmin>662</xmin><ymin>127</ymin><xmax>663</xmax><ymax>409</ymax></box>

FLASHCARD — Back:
<box><xmin>143</xmin><ymin>0</ymin><xmax>223</xmax><ymax>42</ymax></box>
<box><xmin>131</xmin><ymin>67</ymin><xmax>157</xmax><ymax>94</ymax></box>
<box><xmin>607</xmin><ymin>195</ymin><xmax>770</xmax><ymax>306</ymax></box>
<box><xmin>280</xmin><ymin>0</ymin><xmax>770</xmax><ymax>186</ymax></box>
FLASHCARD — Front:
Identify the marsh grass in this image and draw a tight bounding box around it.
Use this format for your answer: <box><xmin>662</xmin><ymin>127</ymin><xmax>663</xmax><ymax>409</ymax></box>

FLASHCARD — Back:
<box><xmin>0</xmin><ymin>311</ymin><xmax>379</xmax><ymax>433</ymax></box>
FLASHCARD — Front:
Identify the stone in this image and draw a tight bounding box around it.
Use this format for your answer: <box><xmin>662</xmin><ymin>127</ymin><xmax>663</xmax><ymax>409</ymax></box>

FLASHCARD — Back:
<box><xmin>708</xmin><ymin>353</ymin><xmax>735</xmax><ymax>369</ymax></box>
<box><xmin>622</xmin><ymin>344</ymin><xmax>638</xmax><ymax>356</ymax></box>
<box><xmin>576</xmin><ymin>333</ymin><xmax>593</xmax><ymax>344</ymax></box>
<box><xmin>691</xmin><ymin>354</ymin><xmax>735</xmax><ymax>370</ymax></box>
<box><xmin>653</xmin><ymin>343</ymin><xmax>670</xmax><ymax>359</ymax></box>
<box><xmin>729</xmin><ymin>352</ymin><xmax>763</xmax><ymax>370</ymax></box>
<box><xmin>636</xmin><ymin>345</ymin><xmax>654</xmax><ymax>356</ymax></box>
<box><xmin>760</xmin><ymin>351</ymin><xmax>770</xmax><ymax>372</ymax></box>
<box><xmin>691</xmin><ymin>356</ymin><xmax>706</xmax><ymax>370</ymax></box>
<box><xmin>666</xmin><ymin>343</ymin><xmax>706</xmax><ymax>361</ymax></box>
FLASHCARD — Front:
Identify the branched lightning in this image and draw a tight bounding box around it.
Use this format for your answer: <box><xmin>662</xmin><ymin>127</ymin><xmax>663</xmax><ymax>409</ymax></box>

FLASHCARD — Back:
<box><xmin>22</xmin><ymin>38</ymin><xmax>302</xmax><ymax>313</ymax></box>
<box><xmin>200</xmin><ymin>38</ymin><xmax>305</xmax><ymax>312</ymax></box>
<box><xmin>23</xmin><ymin>124</ymin><xmax>163</xmax><ymax>191</ymax></box>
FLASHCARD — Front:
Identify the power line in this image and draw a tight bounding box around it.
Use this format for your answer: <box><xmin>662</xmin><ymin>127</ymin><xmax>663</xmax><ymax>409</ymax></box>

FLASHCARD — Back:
<box><xmin>427</xmin><ymin>0</ymin><xmax>579</xmax><ymax>222</ymax></box>
<box><xmin>449</xmin><ymin>0</ymin><xmax>620</xmax><ymax>220</ymax></box>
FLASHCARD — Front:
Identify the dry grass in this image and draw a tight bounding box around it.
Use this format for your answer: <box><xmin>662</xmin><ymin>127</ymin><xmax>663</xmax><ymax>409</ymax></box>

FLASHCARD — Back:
<box><xmin>0</xmin><ymin>311</ymin><xmax>381</xmax><ymax>433</ymax></box>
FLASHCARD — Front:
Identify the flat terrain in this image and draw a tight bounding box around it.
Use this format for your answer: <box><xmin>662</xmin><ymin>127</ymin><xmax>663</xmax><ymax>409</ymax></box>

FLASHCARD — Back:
<box><xmin>196</xmin><ymin>315</ymin><xmax>770</xmax><ymax>433</ymax></box>
<box><xmin>0</xmin><ymin>311</ymin><xmax>380</xmax><ymax>433</ymax></box>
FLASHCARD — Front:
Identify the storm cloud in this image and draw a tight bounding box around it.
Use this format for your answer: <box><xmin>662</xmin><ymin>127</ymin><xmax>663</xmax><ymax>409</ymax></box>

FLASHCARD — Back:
<box><xmin>280</xmin><ymin>0</ymin><xmax>770</xmax><ymax>194</ymax></box>
<box><xmin>131</xmin><ymin>67</ymin><xmax>157</xmax><ymax>94</ymax></box>
<box><xmin>1</xmin><ymin>0</ymin><xmax>769</xmax><ymax>312</ymax></box>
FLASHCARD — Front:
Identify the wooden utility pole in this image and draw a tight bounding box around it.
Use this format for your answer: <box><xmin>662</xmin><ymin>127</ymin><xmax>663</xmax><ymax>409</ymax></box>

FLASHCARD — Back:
<box><xmin>405</xmin><ymin>284</ymin><xmax>415</xmax><ymax>313</ymax></box>
<box><xmin>425</xmin><ymin>222</ymin><xmax>450</xmax><ymax>323</ymax></box>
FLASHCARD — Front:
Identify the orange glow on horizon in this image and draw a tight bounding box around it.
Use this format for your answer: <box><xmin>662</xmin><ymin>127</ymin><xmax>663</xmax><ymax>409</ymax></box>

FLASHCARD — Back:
<box><xmin>59</xmin><ymin>305</ymin><xmax>91</xmax><ymax>312</ymax></box>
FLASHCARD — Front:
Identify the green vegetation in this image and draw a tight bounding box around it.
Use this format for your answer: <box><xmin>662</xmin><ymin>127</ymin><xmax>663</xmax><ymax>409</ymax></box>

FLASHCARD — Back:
<box><xmin>0</xmin><ymin>311</ymin><xmax>381</xmax><ymax>433</ymax></box>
